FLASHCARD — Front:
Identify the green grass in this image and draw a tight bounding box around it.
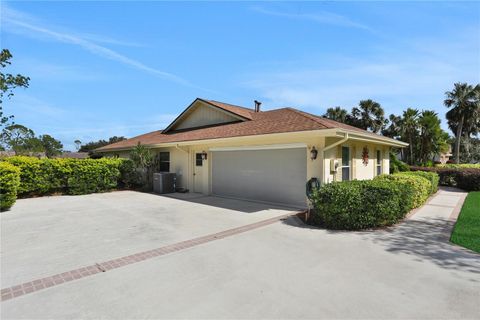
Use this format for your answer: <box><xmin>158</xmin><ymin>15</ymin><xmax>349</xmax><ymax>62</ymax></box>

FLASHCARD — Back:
<box><xmin>450</xmin><ymin>192</ymin><xmax>480</xmax><ymax>253</ymax></box>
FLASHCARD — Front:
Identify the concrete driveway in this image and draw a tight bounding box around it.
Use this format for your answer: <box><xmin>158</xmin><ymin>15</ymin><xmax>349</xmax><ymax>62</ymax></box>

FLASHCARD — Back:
<box><xmin>1</xmin><ymin>189</ymin><xmax>479</xmax><ymax>319</ymax></box>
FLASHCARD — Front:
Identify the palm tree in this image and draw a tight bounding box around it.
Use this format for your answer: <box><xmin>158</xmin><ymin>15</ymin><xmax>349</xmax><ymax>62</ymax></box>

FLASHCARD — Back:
<box><xmin>350</xmin><ymin>99</ymin><xmax>386</xmax><ymax>133</ymax></box>
<box><xmin>400</xmin><ymin>108</ymin><xmax>419</xmax><ymax>164</ymax></box>
<box><xmin>323</xmin><ymin>107</ymin><xmax>349</xmax><ymax>123</ymax></box>
<box><xmin>418</xmin><ymin>110</ymin><xmax>442</xmax><ymax>164</ymax></box>
<box><xmin>444</xmin><ymin>83</ymin><xmax>479</xmax><ymax>163</ymax></box>
<box><xmin>382</xmin><ymin>114</ymin><xmax>402</xmax><ymax>139</ymax></box>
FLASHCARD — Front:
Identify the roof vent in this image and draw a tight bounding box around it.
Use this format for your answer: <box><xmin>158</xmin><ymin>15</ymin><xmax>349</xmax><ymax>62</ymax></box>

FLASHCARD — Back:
<box><xmin>254</xmin><ymin>100</ymin><xmax>262</xmax><ymax>112</ymax></box>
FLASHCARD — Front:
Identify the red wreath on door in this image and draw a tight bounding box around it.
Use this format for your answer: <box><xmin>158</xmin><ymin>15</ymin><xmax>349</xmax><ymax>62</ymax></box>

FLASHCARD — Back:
<box><xmin>362</xmin><ymin>146</ymin><xmax>369</xmax><ymax>166</ymax></box>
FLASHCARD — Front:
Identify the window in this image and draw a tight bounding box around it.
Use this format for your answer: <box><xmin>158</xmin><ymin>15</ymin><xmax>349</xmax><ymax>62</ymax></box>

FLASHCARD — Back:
<box><xmin>159</xmin><ymin>152</ymin><xmax>170</xmax><ymax>172</ymax></box>
<box><xmin>376</xmin><ymin>150</ymin><xmax>382</xmax><ymax>176</ymax></box>
<box><xmin>195</xmin><ymin>153</ymin><xmax>203</xmax><ymax>166</ymax></box>
<box><xmin>341</xmin><ymin>146</ymin><xmax>350</xmax><ymax>181</ymax></box>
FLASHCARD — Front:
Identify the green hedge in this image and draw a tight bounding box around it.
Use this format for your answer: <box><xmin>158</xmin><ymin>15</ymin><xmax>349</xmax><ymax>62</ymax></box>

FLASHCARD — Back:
<box><xmin>389</xmin><ymin>153</ymin><xmax>410</xmax><ymax>173</ymax></box>
<box><xmin>437</xmin><ymin>164</ymin><xmax>480</xmax><ymax>169</ymax></box>
<box><xmin>0</xmin><ymin>156</ymin><xmax>138</xmax><ymax>197</ymax></box>
<box><xmin>375</xmin><ymin>173</ymin><xmax>431</xmax><ymax>208</ymax></box>
<box><xmin>310</xmin><ymin>171</ymin><xmax>440</xmax><ymax>230</ymax></box>
<box><xmin>410</xmin><ymin>166</ymin><xmax>480</xmax><ymax>191</ymax></box>
<box><xmin>0</xmin><ymin>162</ymin><xmax>21</xmax><ymax>211</ymax></box>
<box><xmin>397</xmin><ymin>171</ymin><xmax>439</xmax><ymax>194</ymax></box>
<box><xmin>310</xmin><ymin>179</ymin><xmax>414</xmax><ymax>230</ymax></box>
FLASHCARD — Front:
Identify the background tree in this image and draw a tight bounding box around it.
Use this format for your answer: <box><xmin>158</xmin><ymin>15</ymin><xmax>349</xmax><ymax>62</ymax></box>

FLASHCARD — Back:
<box><xmin>1</xmin><ymin>124</ymin><xmax>35</xmax><ymax>152</ymax></box>
<box><xmin>323</xmin><ymin>106</ymin><xmax>349</xmax><ymax>123</ymax></box>
<box><xmin>444</xmin><ymin>82</ymin><xmax>480</xmax><ymax>163</ymax></box>
<box><xmin>78</xmin><ymin>136</ymin><xmax>127</xmax><ymax>153</ymax></box>
<box><xmin>0</xmin><ymin>49</ymin><xmax>30</xmax><ymax>134</ymax></box>
<box><xmin>74</xmin><ymin>139</ymin><xmax>82</xmax><ymax>151</ymax></box>
<box><xmin>40</xmin><ymin>134</ymin><xmax>63</xmax><ymax>157</ymax></box>
<box><xmin>417</xmin><ymin>110</ymin><xmax>449</xmax><ymax>164</ymax></box>
<box><xmin>323</xmin><ymin>100</ymin><xmax>387</xmax><ymax>133</ymax></box>
<box><xmin>349</xmin><ymin>99</ymin><xmax>387</xmax><ymax>133</ymax></box>
<box><xmin>399</xmin><ymin>108</ymin><xmax>419</xmax><ymax>165</ymax></box>
<box><xmin>382</xmin><ymin>114</ymin><xmax>402</xmax><ymax>139</ymax></box>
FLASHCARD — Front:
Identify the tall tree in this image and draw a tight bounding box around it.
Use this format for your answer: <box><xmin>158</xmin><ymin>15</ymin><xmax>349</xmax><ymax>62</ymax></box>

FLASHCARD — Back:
<box><xmin>323</xmin><ymin>106</ymin><xmax>349</xmax><ymax>123</ymax></box>
<box><xmin>382</xmin><ymin>114</ymin><xmax>402</xmax><ymax>139</ymax></box>
<box><xmin>79</xmin><ymin>136</ymin><xmax>127</xmax><ymax>155</ymax></box>
<box><xmin>444</xmin><ymin>82</ymin><xmax>480</xmax><ymax>163</ymax></box>
<box><xmin>399</xmin><ymin>108</ymin><xmax>419</xmax><ymax>164</ymax></box>
<box><xmin>418</xmin><ymin>110</ymin><xmax>449</xmax><ymax>164</ymax></box>
<box><xmin>74</xmin><ymin>139</ymin><xmax>82</xmax><ymax>151</ymax></box>
<box><xmin>40</xmin><ymin>134</ymin><xmax>63</xmax><ymax>158</ymax></box>
<box><xmin>349</xmin><ymin>99</ymin><xmax>387</xmax><ymax>133</ymax></box>
<box><xmin>0</xmin><ymin>49</ymin><xmax>30</xmax><ymax>133</ymax></box>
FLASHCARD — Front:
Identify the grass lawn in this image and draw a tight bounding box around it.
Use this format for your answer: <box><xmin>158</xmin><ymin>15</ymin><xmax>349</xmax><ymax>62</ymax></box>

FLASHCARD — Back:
<box><xmin>450</xmin><ymin>192</ymin><xmax>480</xmax><ymax>253</ymax></box>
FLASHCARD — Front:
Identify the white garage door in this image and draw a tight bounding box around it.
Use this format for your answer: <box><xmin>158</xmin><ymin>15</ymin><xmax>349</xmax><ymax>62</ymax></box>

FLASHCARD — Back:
<box><xmin>212</xmin><ymin>148</ymin><xmax>307</xmax><ymax>207</ymax></box>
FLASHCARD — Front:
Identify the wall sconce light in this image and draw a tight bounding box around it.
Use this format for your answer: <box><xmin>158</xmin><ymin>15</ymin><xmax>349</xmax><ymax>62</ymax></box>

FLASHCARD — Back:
<box><xmin>201</xmin><ymin>151</ymin><xmax>208</xmax><ymax>160</ymax></box>
<box><xmin>310</xmin><ymin>146</ymin><xmax>318</xmax><ymax>160</ymax></box>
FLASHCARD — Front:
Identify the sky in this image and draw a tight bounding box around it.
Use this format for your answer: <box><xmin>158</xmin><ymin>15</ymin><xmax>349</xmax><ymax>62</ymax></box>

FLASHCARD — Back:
<box><xmin>1</xmin><ymin>1</ymin><xmax>479</xmax><ymax>151</ymax></box>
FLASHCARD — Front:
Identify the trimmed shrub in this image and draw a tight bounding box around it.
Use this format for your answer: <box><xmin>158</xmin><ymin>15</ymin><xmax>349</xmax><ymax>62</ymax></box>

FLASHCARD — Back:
<box><xmin>118</xmin><ymin>159</ymin><xmax>142</xmax><ymax>189</ymax></box>
<box><xmin>66</xmin><ymin>158</ymin><xmax>122</xmax><ymax>195</ymax></box>
<box><xmin>2</xmin><ymin>156</ymin><xmax>52</xmax><ymax>195</ymax></box>
<box><xmin>375</xmin><ymin>173</ymin><xmax>430</xmax><ymax>208</ymax></box>
<box><xmin>389</xmin><ymin>153</ymin><xmax>410</xmax><ymax>173</ymax></box>
<box><xmin>410</xmin><ymin>166</ymin><xmax>480</xmax><ymax>192</ymax></box>
<box><xmin>0</xmin><ymin>156</ymin><xmax>137</xmax><ymax>197</ymax></box>
<box><xmin>0</xmin><ymin>162</ymin><xmax>21</xmax><ymax>211</ymax></box>
<box><xmin>437</xmin><ymin>164</ymin><xmax>480</xmax><ymax>169</ymax></box>
<box><xmin>310</xmin><ymin>179</ymin><xmax>414</xmax><ymax>230</ymax></box>
<box><xmin>398</xmin><ymin>171</ymin><xmax>439</xmax><ymax>194</ymax></box>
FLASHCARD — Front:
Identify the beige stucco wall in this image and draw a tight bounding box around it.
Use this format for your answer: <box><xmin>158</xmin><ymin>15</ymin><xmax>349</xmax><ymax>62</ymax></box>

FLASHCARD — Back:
<box><xmin>322</xmin><ymin>138</ymin><xmax>391</xmax><ymax>183</ymax></box>
<box><xmin>181</xmin><ymin>133</ymin><xmax>325</xmax><ymax>195</ymax></box>
<box><xmin>105</xmin><ymin>132</ymin><xmax>392</xmax><ymax>204</ymax></box>
<box><xmin>174</xmin><ymin>103</ymin><xmax>239</xmax><ymax>130</ymax></box>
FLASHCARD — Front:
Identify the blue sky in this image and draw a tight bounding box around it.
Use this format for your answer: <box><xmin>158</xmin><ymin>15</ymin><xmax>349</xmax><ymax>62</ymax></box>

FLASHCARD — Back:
<box><xmin>1</xmin><ymin>1</ymin><xmax>479</xmax><ymax>151</ymax></box>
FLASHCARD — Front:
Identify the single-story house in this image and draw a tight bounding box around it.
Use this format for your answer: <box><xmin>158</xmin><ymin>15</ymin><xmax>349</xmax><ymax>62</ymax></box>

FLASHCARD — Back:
<box><xmin>97</xmin><ymin>98</ymin><xmax>408</xmax><ymax>207</ymax></box>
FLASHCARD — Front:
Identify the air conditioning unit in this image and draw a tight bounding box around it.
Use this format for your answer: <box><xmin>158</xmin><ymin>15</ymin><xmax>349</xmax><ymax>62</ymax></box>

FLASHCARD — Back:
<box><xmin>153</xmin><ymin>172</ymin><xmax>176</xmax><ymax>194</ymax></box>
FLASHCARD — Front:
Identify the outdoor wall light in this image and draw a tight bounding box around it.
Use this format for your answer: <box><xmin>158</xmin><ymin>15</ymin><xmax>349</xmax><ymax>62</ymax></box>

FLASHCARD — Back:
<box><xmin>310</xmin><ymin>146</ymin><xmax>318</xmax><ymax>160</ymax></box>
<box><xmin>201</xmin><ymin>151</ymin><xmax>208</xmax><ymax>160</ymax></box>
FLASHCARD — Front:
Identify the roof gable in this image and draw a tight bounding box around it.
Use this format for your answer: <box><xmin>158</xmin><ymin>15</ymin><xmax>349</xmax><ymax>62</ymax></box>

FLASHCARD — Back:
<box><xmin>164</xmin><ymin>98</ymin><xmax>254</xmax><ymax>132</ymax></box>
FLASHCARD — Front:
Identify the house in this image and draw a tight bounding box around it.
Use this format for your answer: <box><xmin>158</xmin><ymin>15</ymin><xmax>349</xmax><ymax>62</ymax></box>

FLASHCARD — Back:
<box><xmin>97</xmin><ymin>98</ymin><xmax>408</xmax><ymax>207</ymax></box>
<box><xmin>56</xmin><ymin>152</ymin><xmax>89</xmax><ymax>159</ymax></box>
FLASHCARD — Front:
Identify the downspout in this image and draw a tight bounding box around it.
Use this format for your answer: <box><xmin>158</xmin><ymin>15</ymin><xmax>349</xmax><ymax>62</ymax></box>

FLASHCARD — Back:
<box><xmin>323</xmin><ymin>132</ymin><xmax>349</xmax><ymax>183</ymax></box>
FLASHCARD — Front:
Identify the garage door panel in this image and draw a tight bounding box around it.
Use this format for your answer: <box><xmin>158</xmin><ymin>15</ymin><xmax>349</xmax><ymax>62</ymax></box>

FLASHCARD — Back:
<box><xmin>212</xmin><ymin>148</ymin><xmax>307</xmax><ymax>207</ymax></box>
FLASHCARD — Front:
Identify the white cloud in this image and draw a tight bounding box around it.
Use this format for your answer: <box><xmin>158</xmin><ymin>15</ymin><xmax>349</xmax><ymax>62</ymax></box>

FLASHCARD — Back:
<box><xmin>1</xmin><ymin>5</ymin><xmax>209</xmax><ymax>90</ymax></box>
<box><xmin>251</xmin><ymin>6</ymin><xmax>372</xmax><ymax>31</ymax></box>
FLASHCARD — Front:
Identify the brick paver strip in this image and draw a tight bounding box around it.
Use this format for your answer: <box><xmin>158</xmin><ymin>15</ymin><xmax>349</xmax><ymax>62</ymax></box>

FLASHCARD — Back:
<box><xmin>1</xmin><ymin>211</ymin><xmax>300</xmax><ymax>302</ymax></box>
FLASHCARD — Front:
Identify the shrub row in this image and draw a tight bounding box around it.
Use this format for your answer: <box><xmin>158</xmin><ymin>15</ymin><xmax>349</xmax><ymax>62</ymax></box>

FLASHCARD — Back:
<box><xmin>310</xmin><ymin>179</ymin><xmax>414</xmax><ymax>230</ymax></box>
<box><xmin>0</xmin><ymin>156</ymin><xmax>139</xmax><ymax>198</ymax></box>
<box><xmin>310</xmin><ymin>171</ymin><xmax>439</xmax><ymax>230</ymax></box>
<box><xmin>437</xmin><ymin>163</ymin><xmax>480</xmax><ymax>169</ymax></box>
<box><xmin>410</xmin><ymin>166</ymin><xmax>480</xmax><ymax>191</ymax></box>
<box><xmin>0</xmin><ymin>162</ymin><xmax>21</xmax><ymax>211</ymax></box>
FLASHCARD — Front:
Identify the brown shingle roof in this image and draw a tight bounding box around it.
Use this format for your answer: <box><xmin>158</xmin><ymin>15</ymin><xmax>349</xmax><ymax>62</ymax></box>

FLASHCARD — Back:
<box><xmin>97</xmin><ymin>101</ymin><xmax>403</xmax><ymax>151</ymax></box>
<box><xmin>205</xmin><ymin>99</ymin><xmax>254</xmax><ymax>120</ymax></box>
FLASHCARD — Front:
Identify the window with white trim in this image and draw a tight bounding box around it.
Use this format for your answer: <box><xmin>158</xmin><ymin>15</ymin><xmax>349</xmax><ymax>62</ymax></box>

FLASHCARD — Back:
<box><xmin>376</xmin><ymin>150</ymin><xmax>382</xmax><ymax>175</ymax></box>
<box><xmin>341</xmin><ymin>146</ymin><xmax>350</xmax><ymax>181</ymax></box>
<box><xmin>159</xmin><ymin>152</ymin><xmax>170</xmax><ymax>172</ymax></box>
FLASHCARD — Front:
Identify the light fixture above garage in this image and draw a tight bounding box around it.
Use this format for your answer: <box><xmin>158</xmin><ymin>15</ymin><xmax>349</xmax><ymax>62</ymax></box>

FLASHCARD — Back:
<box><xmin>310</xmin><ymin>146</ymin><xmax>318</xmax><ymax>160</ymax></box>
<box><xmin>201</xmin><ymin>151</ymin><xmax>208</xmax><ymax>160</ymax></box>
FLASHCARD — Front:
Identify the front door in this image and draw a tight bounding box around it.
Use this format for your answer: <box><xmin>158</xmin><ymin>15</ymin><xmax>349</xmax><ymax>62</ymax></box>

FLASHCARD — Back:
<box><xmin>193</xmin><ymin>152</ymin><xmax>204</xmax><ymax>193</ymax></box>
